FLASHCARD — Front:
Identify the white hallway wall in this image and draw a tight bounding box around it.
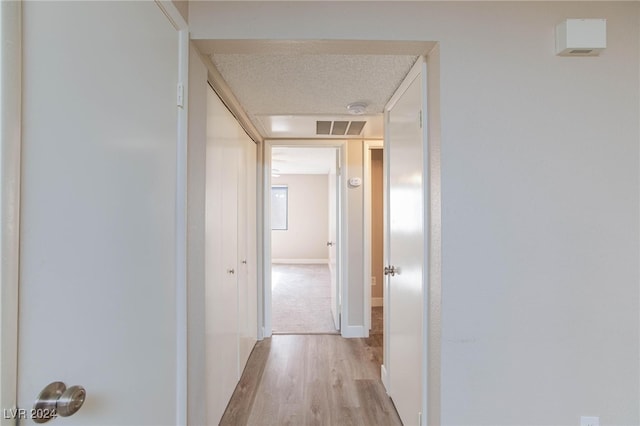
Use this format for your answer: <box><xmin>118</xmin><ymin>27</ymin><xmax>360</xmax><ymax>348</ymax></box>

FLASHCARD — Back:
<box><xmin>272</xmin><ymin>174</ymin><xmax>329</xmax><ymax>262</ymax></box>
<box><xmin>189</xmin><ymin>2</ymin><xmax>640</xmax><ymax>424</ymax></box>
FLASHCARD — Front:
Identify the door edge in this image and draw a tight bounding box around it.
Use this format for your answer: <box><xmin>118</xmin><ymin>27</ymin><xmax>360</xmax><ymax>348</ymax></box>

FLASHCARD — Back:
<box><xmin>1</xmin><ymin>2</ymin><xmax>22</xmax><ymax>424</ymax></box>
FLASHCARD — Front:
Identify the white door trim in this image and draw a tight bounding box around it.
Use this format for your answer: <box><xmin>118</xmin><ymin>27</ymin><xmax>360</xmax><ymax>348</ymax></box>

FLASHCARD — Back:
<box><xmin>424</xmin><ymin>45</ymin><xmax>442</xmax><ymax>426</ymax></box>
<box><xmin>363</xmin><ymin>140</ymin><xmax>383</xmax><ymax>332</ymax></box>
<box><xmin>262</xmin><ymin>139</ymin><xmax>347</xmax><ymax>338</ymax></box>
<box><xmin>0</xmin><ymin>2</ymin><xmax>22</xmax><ymax>423</ymax></box>
<box><xmin>153</xmin><ymin>2</ymin><xmax>189</xmax><ymax>425</ymax></box>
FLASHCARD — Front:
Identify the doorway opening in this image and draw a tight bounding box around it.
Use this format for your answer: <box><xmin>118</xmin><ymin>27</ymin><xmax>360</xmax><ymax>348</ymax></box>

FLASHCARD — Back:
<box><xmin>264</xmin><ymin>142</ymin><xmax>345</xmax><ymax>336</ymax></box>
<box><xmin>198</xmin><ymin>39</ymin><xmax>441</xmax><ymax>425</ymax></box>
<box><xmin>364</xmin><ymin>141</ymin><xmax>385</xmax><ymax>365</ymax></box>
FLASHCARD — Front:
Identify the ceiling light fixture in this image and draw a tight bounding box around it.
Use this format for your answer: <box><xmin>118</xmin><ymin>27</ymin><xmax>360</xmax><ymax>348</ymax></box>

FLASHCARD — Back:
<box><xmin>346</xmin><ymin>102</ymin><xmax>368</xmax><ymax>115</ymax></box>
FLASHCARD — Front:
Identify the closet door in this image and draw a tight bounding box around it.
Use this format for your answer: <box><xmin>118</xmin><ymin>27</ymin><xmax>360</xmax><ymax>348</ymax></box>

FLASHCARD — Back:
<box><xmin>237</xmin><ymin>133</ymin><xmax>258</xmax><ymax>373</ymax></box>
<box><xmin>205</xmin><ymin>86</ymin><xmax>239</xmax><ymax>424</ymax></box>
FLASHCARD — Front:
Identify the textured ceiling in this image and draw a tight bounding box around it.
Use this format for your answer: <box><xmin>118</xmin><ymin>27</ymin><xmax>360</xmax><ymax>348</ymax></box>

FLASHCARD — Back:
<box><xmin>192</xmin><ymin>40</ymin><xmax>435</xmax><ymax>139</ymax></box>
<box><xmin>210</xmin><ymin>51</ymin><xmax>418</xmax><ymax>139</ymax></box>
<box><xmin>212</xmin><ymin>53</ymin><xmax>417</xmax><ymax>115</ymax></box>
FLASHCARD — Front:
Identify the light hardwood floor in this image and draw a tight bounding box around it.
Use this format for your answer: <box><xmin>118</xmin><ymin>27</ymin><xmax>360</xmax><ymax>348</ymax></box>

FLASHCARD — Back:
<box><xmin>220</xmin><ymin>331</ymin><xmax>400</xmax><ymax>426</ymax></box>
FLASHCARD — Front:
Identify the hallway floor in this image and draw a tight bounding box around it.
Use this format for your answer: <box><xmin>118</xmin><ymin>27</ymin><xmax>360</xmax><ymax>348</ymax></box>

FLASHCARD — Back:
<box><xmin>219</xmin><ymin>331</ymin><xmax>400</xmax><ymax>426</ymax></box>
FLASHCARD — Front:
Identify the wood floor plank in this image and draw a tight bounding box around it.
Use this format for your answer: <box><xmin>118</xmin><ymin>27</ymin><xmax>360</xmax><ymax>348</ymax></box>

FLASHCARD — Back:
<box><xmin>355</xmin><ymin>379</ymin><xmax>403</xmax><ymax>426</ymax></box>
<box><xmin>221</xmin><ymin>333</ymin><xmax>401</xmax><ymax>426</ymax></box>
<box><xmin>219</xmin><ymin>339</ymin><xmax>271</xmax><ymax>426</ymax></box>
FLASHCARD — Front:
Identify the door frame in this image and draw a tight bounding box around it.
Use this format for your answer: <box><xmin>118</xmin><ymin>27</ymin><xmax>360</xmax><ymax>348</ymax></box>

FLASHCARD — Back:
<box><xmin>381</xmin><ymin>47</ymin><xmax>442</xmax><ymax>426</ymax></box>
<box><xmin>154</xmin><ymin>2</ymin><xmax>190</xmax><ymax>425</ymax></box>
<box><xmin>153</xmin><ymin>2</ymin><xmax>190</xmax><ymax>424</ymax></box>
<box><xmin>363</xmin><ymin>140</ymin><xmax>384</xmax><ymax>332</ymax></box>
<box><xmin>262</xmin><ymin>139</ymin><xmax>347</xmax><ymax>338</ymax></box>
<box><xmin>1</xmin><ymin>2</ymin><xmax>22</xmax><ymax>423</ymax></box>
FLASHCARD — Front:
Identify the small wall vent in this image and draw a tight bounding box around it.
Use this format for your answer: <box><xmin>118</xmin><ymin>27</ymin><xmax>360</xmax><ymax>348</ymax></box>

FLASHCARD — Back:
<box><xmin>316</xmin><ymin>120</ymin><xmax>367</xmax><ymax>136</ymax></box>
<box><xmin>556</xmin><ymin>19</ymin><xmax>606</xmax><ymax>56</ymax></box>
<box><xmin>569</xmin><ymin>49</ymin><xmax>593</xmax><ymax>55</ymax></box>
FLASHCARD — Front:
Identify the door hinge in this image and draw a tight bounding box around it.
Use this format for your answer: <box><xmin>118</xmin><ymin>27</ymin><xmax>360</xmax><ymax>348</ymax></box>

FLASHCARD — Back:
<box><xmin>419</xmin><ymin>110</ymin><xmax>423</xmax><ymax>128</ymax></box>
<box><xmin>418</xmin><ymin>411</ymin><xmax>423</xmax><ymax>425</ymax></box>
<box><xmin>177</xmin><ymin>82</ymin><xmax>184</xmax><ymax>108</ymax></box>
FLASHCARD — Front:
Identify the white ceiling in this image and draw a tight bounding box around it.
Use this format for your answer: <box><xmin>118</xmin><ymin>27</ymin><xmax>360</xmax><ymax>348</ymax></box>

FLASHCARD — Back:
<box><xmin>193</xmin><ymin>40</ymin><xmax>435</xmax><ymax>139</ymax></box>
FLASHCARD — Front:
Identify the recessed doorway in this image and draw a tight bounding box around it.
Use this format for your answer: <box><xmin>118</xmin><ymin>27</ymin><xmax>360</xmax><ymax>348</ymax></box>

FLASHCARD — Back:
<box><xmin>365</xmin><ymin>142</ymin><xmax>385</xmax><ymax>365</ymax></box>
<box><xmin>265</xmin><ymin>143</ymin><xmax>344</xmax><ymax>335</ymax></box>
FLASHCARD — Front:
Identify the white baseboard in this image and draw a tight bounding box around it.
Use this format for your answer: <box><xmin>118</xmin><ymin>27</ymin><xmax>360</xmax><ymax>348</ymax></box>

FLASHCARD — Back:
<box><xmin>372</xmin><ymin>297</ymin><xmax>383</xmax><ymax>307</ymax></box>
<box><xmin>381</xmin><ymin>364</ymin><xmax>389</xmax><ymax>392</ymax></box>
<box><xmin>341</xmin><ymin>325</ymin><xmax>367</xmax><ymax>338</ymax></box>
<box><xmin>272</xmin><ymin>258</ymin><xmax>328</xmax><ymax>264</ymax></box>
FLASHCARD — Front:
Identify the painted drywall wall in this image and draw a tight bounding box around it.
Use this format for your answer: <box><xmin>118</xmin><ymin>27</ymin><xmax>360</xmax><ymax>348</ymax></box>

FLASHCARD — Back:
<box><xmin>272</xmin><ymin>174</ymin><xmax>329</xmax><ymax>261</ymax></box>
<box><xmin>371</xmin><ymin>149</ymin><xmax>384</xmax><ymax>303</ymax></box>
<box><xmin>190</xmin><ymin>2</ymin><xmax>640</xmax><ymax>424</ymax></box>
<box><xmin>20</xmin><ymin>2</ymin><xmax>178</xmax><ymax>424</ymax></box>
<box><xmin>346</xmin><ymin>139</ymin><xmax>365</xmax><ymax>327</ymax></box>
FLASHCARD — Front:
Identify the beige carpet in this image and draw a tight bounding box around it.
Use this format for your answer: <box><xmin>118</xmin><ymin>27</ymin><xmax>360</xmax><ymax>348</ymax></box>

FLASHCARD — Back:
<box><xmin>371</xmin><ymin>306</ymin><xmax>383</xmax><ymax>334</ymax></box>
<box><xmin>364</xmin><ymin>306</ymin><xmax>384</xmax><ymax>366</ymax></box>
<box><xmin>271</xmin><ymin>264</ymin><xmax>339</xmax><ymax>334</ymax></box>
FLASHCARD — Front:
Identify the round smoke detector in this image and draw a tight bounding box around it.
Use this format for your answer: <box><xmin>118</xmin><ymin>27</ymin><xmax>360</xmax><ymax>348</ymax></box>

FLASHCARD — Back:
<box><xmin>346</xmin><ymin>102</ymin><xmax>368</xmax><ymax>115</ymax></box>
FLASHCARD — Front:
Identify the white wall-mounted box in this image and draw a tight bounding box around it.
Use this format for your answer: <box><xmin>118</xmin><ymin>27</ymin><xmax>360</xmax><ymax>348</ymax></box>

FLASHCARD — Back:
<box><xmin>556</xmin><ymin>19</ymin><xmax>606</xmax><ymax>56</ymax></box>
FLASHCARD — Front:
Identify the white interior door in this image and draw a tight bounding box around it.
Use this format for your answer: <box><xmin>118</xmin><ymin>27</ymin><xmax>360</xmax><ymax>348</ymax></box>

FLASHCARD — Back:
<box><xmin>237</xmin><ymin>132</ymin><xmax>258</xmax><ymax>372</ymax></box>
<box><xmin>328</xmin><ymin>148</ymin><xmax>340</xmax><ymax>330</ymax></box>
<box><xmin>385</xmin><ymin>57</ymin><xmax>428</xmax><ymax>426</ymax></box>
<box><xmin>16</xmin><ymin>2</ymin><xmax>180</xmax><ymax>425</ymax></box>
<box><xmin>205</xmin><ymin>86</ymin><xmax>240</xmax><ymax>424</ymax></box>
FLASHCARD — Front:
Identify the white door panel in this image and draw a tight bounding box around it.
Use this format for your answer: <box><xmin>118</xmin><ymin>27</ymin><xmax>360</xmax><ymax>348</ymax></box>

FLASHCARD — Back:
<box><xmin>205</xmin><ymin>87</ymin><xmax>240</xmax><ymax>424</ymax></box>
<box><xmin>205</xmin><ymin>86</ymin><xmax>257</xmax><ymax>424</ymax></box>
<box><xmin>386</xmin><ymin>59</ymin><xmax>427</xmax><ymax>425</ymax></box>
<box><xmin>18</xmin><ymin>2</ymin><xmax>178</xmax><ymax>425</ymax></box>
<box><xmin>238</xmin><ymin>134</ymin><xmax>257</xmax><ymax>371</ymax></box>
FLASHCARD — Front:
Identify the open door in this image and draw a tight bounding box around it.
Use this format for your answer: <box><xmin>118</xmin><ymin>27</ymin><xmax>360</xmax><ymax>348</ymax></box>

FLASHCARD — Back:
<box><xmin>14</xmin><ymin>2</ymin><xmax>184</xmax><ymax>425</ymax></box>
<box><xmin>328</xmin><ymin>148</ymin><xmax>340</xmax><ymax>330</ymax></box>
<box><xmin>383</xmin><ymin>55</ymin><xmax>440</xmax><ymax>426</ymax></box>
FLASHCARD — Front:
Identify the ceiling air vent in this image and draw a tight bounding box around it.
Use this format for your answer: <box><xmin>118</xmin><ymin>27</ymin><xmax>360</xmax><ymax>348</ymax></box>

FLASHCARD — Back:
<box><xmin>331</xmin><ymin>121</ymin><xmax>349</xmax><ymax>135</ymax></box>
<box><xmin>347</xmin><ymin>121</ymin><xmax>366</xmax><ymax>136</ymax></box>
<box><xmin>316</xmin><ymin>121</ymin><xmax>332</xmax><ymax>135</ymax></box>
<box><xmin>316</xmin><ymin>120</ymin><xmax>367</xmax><ymax>136</ymax></box>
